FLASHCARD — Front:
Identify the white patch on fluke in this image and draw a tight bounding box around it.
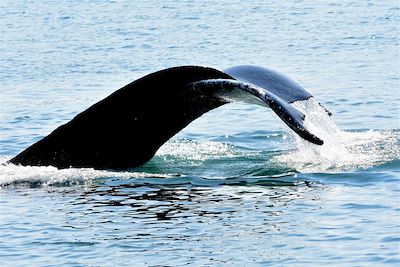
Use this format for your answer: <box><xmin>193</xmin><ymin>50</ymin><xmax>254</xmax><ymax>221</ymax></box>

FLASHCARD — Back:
<box><xmin>275</xmin><ymin>98</ymin><xmax>400</xmax><ymax>172</ymax></box>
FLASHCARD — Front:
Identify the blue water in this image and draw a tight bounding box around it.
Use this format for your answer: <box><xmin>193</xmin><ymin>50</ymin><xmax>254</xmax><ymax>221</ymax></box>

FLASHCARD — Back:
<box><xmin>1</xmin><ymin>0</ymin><xmax>399</xmax><ymax>266</ymax></box>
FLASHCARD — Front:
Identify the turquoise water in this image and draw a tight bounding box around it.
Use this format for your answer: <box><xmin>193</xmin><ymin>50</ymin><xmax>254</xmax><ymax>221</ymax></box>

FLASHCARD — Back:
<box><xmin>1</xmin><ymin>0</ymin><xmax>399</xmax><ymax>266</ymax></box>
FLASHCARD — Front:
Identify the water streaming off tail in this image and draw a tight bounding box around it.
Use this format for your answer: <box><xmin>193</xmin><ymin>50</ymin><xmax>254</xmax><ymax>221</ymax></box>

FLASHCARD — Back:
<box><xmin>275</xmin><ymin>98</ymin><xmax>400</xmax><ymax>172</ymax></box>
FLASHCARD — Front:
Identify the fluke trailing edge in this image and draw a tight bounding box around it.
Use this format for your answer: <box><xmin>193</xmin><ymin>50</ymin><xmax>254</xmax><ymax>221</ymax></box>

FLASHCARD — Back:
<box><xmin>10</xmin><ymin>65</ymin><xmax>327</xmax><ymax>169</ymax></box>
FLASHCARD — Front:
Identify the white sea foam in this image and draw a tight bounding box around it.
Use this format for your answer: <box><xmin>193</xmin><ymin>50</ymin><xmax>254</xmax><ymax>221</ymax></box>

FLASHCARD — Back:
<box><xmin>0</xmin><ymin>140</ymin><xmax>243</xmax><ymax>187</ymax></box>
<box><xmin>274</xmin><ymin>98</ymin><xmax>400</xmax><ymax>172</ymax></box>
<box><xmin>156</xmin><ymin>139</ymin><xmax>240</xmax><ymax>161</ymax></box>
<box><xmin>0</xmin><ymin>157</ymin><xmax>174</xmax><ymax>187</ymax></box>
<box><xmin>2</xmin><ymin>98</ymin><xmax>398</xmax><ymax>186</ymax></box>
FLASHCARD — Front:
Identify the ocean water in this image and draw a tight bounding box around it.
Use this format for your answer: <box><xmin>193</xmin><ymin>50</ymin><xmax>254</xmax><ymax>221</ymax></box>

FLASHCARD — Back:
<box><xmin>1</xmin><ymin>0</ymin><xmax>399</xmax><ymax>266</ymax></box>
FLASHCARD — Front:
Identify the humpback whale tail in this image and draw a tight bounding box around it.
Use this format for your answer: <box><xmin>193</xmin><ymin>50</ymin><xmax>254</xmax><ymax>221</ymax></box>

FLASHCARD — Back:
<box><xmin>9</xmin><ymin>65</ymin><xmax>327</xmax><ymax>169</ymax></box>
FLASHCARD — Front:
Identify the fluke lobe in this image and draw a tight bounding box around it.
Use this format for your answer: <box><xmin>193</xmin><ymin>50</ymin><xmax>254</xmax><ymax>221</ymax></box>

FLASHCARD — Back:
<box><xmin>10</xmin><ymin>65</ymin><xmax>326</xmax><ymax>169</ymax></box>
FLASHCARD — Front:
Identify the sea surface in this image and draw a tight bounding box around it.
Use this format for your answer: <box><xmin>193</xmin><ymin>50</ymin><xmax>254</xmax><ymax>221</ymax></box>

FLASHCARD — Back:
<box><xmin>1</xmin><ymin>0</ymin><xmax>399</xmax><ymax>266</ymax></box>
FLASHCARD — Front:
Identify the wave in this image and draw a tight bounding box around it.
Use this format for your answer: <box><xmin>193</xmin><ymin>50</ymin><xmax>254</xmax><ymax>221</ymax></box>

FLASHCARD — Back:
<box><xmin>1</xmin><ymin>98</ymin><xmax>398</xmax><ymax>187</ymax></box>
<box><xmin>0</xmin><ymin>158</ymin><xmax>177</xmax><ymax>187</ymax></box>
<box><xmin>1</xmin><ymin>127</ymin><xmax>398</xmax><ymax>187</ymax></box>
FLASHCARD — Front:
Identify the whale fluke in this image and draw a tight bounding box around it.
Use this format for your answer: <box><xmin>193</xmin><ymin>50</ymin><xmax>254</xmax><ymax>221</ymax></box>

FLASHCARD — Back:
<box><xmin>9</xmin><ymin>65</ymin><xmax>325</xmax><ymax>169</ymax></box>
<box><xmin>189</xmin><ymin>79</ymin><xmax>323</xmax><ymax>145</ymax></box>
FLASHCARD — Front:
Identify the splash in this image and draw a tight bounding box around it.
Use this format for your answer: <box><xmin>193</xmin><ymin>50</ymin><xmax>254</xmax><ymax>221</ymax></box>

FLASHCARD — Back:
<box><xmin>274</xmin><ymin>98</ymin><xmax>400</xmax><ymax>172</ymax></box>
<box><xmin>156</xmin><ymin>139</ymin><xmax>240</xmax><ymax>162</ymax></box>
<box><xmin>1</xmin><ymin>98</ymin><xmax>398</xmax><ymax>186</ymax></box>
<box><xmin>0</xmin><ymin>157</ymin><xmax>175</xmax><ymax>187</ymax></box>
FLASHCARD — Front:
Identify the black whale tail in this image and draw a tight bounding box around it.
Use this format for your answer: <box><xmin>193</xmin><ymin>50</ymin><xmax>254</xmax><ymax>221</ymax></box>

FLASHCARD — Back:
<box><xmin>10</xmin><ymin>65</ymin><xmax>327</xmax><ymax>169</ymax></box>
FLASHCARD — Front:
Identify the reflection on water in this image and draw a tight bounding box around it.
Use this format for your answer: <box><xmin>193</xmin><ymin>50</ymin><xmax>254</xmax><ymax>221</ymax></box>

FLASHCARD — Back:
<box><xmin>75</xmin><ymin>182</ymin><xmax>305</xmax><ymax>221</ymax></box>
<box><xmin>1</xmin><ymin>182</ymin><xmax>316</xmax><ymax>266</ymax></box>
<box><xmin>2</xmin><ymin>172</ymin><xmax>398</xmax><ymax>266</ymax></box>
